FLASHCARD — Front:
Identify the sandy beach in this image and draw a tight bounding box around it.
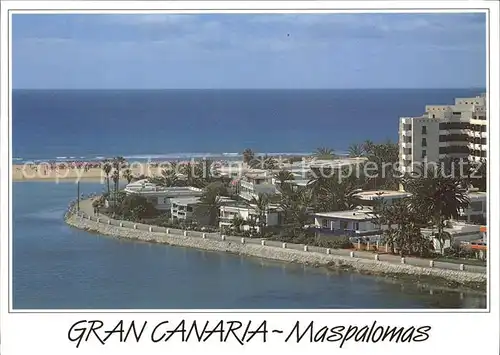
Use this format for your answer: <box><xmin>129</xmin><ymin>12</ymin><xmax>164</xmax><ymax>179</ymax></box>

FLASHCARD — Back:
<box><xmin>12</xmin><ymin>163</ymin><xmax>158</xmax><ymax>182</ymax></box>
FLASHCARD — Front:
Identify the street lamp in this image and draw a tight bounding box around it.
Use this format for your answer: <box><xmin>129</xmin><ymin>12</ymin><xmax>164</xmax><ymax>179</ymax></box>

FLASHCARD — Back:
<box><xmin>77</xmin><ymin>181</ymin><xmax>80</xmax><ymax>211</ymax></box>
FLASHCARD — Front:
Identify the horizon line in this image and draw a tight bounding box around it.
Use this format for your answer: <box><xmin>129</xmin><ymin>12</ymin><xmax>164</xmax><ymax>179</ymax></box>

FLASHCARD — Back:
<box><xmin>12</xmin><ymin>87</ymin><xmax>487</xmax><ymax>91</ymax></box>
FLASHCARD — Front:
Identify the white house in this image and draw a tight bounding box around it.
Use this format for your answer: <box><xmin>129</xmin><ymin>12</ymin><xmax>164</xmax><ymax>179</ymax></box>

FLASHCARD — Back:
<box><xmin>313</xmin><ymin>207</ymin><xmax>381</xmax><ymax>239</ymax></box>
<box><xmin>460</xmin><ymin>191</ymin><xmax>487</xmax><ymax>224</ymax></box>
<box><xmin>421</xmin><ymin>221</ymin><xmax>483</xmax><ymax>252</ymax></box>
<box><xmin>219</xmin><ymin>203</ymin><xmax>282</xmax><ymax>232</ymax></box>
<box><xmin>353</xmin><ymin>190</ymin><xmax>412</xmax><ymax>206</ymax></box>
<box><xmin>170</xmin><ymin>197</ymin><xmax>200</xmax><ymax>221</ymax></box>
<box><xmin>124</xmin><ymin>179</ymin><xmax>203</xmax><ymax>211</ymax></box>
<box><xmin>238</xmin><ymin>171</ymin><xmax>278</xmax><ymax>201</ymax></box>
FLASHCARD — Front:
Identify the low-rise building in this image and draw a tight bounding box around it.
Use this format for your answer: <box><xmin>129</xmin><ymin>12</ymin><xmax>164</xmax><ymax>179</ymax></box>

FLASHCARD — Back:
<box><xmin>124</xmin><ymin>179</ymin><xmax>203</xmax><ymax>211</ymax></box>
<box><xmin>313</xmin><ymin>207</ymin><xmax>381</xmax><ymax>239</ymax></box>
<box><xmin>460</xmin><ymin>191</ymin><xmax>487</xmax><ymax>224</ymax></box>
<box><xmin>238</xmin><ymin>170</ymin><xmax>278</xmax><ymax>201</ymax></box>
<box><xmin>170</xmin><ymin>197</ymin><xmax>200</xmax><ymax>221</ymax></box>
<box><xmin>353</xmin><ymin>190</ymin><xmax>412</xmax><ymax>206</ymax></box>
<box><xmin>422</xmin><ymin>221</ymin><xmax>483</xmax><ymax>252</ymax></box>
<box><xmin>219</xmin><ymin>203</ymin><xmax>282</xmax><ymax>232</ymax></box>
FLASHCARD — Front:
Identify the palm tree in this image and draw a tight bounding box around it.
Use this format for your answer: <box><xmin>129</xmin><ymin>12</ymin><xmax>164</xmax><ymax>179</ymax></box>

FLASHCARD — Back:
<box><xmin>160</xmin><ymin>165</ymin><xmax>179</xmax><ymax>187</ymax></box>
<box><xmin>231</xmin><ymin>215</ymin><xmax>245</xmax><ymax>233</ymax></box>
<box><xmin>274</xmin><ymin>169</ymin><xmax>295</xmax><ymax>190</ymax></box>
<box><xmin>376</xmin><ymin>199</ymin><xmax>427</xmax><ymax>256</ymax></box>
<box><xmin>308</xmin><ymin>169</ymin><xmax>361</xmax><ymax>212</ymax></box>
<box><xmin>101</xmin><ymin>160</ymin><xmax>112</xmax><ymax>196</ymax></box>
<box><xmin>279</xmin><ymin>185</ymin><xmax>314</xmax><ymax>238</ymax></box>
<box><xmin>249</xmin><ymin>193</ymin><xmax>271</xmax><ymax>238</ymax></box>
<box><xmin>348</xmin><ymin>143</ymin><xmax>364</xmax><ymax>157</ymax></box>
<box><xmin>263</xmin><ymin>155</ymin><xmax>278</xmax><ymax>170</ymax></box>
<box><xmin>361</xmin><ymin>140</ymin><xmax>399</xmax><ymax>190</ymax></box>
<box><xmin>112</xmin><ymin>156</ymin><xmax>127</xmax><ymax>193</ymax></box>
<box><xmin>362</xmin><ymin>140</ymin><xmax>375</xmax><ymax>156</ymax></box>
<box><xmin>314</xmin><ymin>147</ymin><xmax>335</xmax><ymax>160</ymax></box>
<box><xmin>404</xmin><ymin>166</ymin><xmax>470</xmax><ymax>254</ymax></box>
<box><xmin>467</xmin><ymin>158</ymin><xmax>486</xmax><ymax>192</ymax></box>
<box><xmin>197</xmin><ymin>184</ymin><xmax>223</xmax><ymax>227</ymax></box>
<box><xmin>242</xmin><ymin>148</ymin><xmax>255</xmax><ymax>165</ymax></box>
<box><xmin>123</xmin><ymin>168</ymin><xmax>134</xmax><ymax>184</ymax></box>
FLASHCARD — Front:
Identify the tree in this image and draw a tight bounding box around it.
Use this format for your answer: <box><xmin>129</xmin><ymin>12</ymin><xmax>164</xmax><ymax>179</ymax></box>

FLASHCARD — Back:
<box><xmin>242</xmin><ymin>148</ymin><xmax>255</xmax><ymax>165</ymax></box>
<box><xmin>197</xmin><ymin>183</ymin><xmax>224</xmax><ymax>226</ymax></box>
<box><xmin>360</xmin><ymin>140</ymin><xmax>399</xmax><ymax>190</ymax></box>
<box><xmin>110</xmin><ymin>170</ymin><xmax>120</xmax><ymax>209</ymax></box>
<box><xmin>314</xmin><ymin>147</ymin><xmax>335</xmax><ymax>160</ymax></box>
<box><xmin>112</xmin><ymin>156</ymin><xmax>127</xmax><ymax>193</ymax></box>
<box><xmin>362</xmin><ymin>140</ymin><xmax>375</xmax><ymax>156</ymax></box>
<box><xmin>101</xmin><ymin>160</ymin><xmax>112</xmax><ymax>196</ymax></box>
<box><xmin>403</xmin><ymin>166</ymin><xmax>470</xmax><ymax>254</ymax></box>
<box><xmin>263</xmin><ymin>155</ymin><xmax>278</xmax><ymax>170</ymax></box>
<box><xmin>249</xmin><ymin>193</ymin><xmax>271</xmax><ymax>238</ymax></box>
<box><xmin>160</xmin><ymin>164</ymin><xmax>179</xmax><ymax>187</ymax></box>
<box><xmin>117</xmin><ymin>194</ymin><xmax>157</xmax><ymax>220</ymax></box>
<box><xmin>375</xmin><ymin>199</ymin><xmax>430</xmax><ymax>257</ymax></box>
<box><xmin>123</xmin><ymin>168</ymin><xmax>134</xmax><ymax>184</ymax></box>
<box><xmin>348</xmin><ymin>143</ymin><xmax>364</xmax><ymax>157</ymax></box>
<box><xmin>274</xmin><ymin>169</ymin><xmax>295</xmax><ymax>190</ymax></box>
<box><xmin>279</xmin><ymin>184</ymin><xmax>314</xmax><ymax>238</ymax></box>
<box><xmin>467</xmin><ymin>159</ymin><xmax>487</xmax><ymax>192</ymax></box>
<box><xmin>231</xmin><ymin>215</ymin><xmax>245</xmax><ymax>233</ymax></box>
<box><xmin>309</xmin><ymin>169</ymin><xmax>362</xmax><ymax>213</ymax></box>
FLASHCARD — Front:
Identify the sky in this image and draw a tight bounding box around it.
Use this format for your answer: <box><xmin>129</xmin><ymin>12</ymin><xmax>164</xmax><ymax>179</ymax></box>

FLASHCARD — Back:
<box><xmin>12</xmin><ymin>12</ymin><xmax>486</xmax><ymax>89</ymax></box>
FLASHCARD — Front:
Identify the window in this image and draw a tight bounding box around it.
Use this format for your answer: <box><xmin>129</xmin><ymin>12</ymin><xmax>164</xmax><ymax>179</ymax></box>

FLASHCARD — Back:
<box><xmin>422</xmin><ymin>138</ymin><xmax>427</xmax><ymax>147</ymax></box>
<box><xmin>322</xmin><ymin>219</ymin><xmax>328</xmax><ymax>228</ymax></box>
<box><xmin>187</xmin><ymin>206</ymin><xmax>193</xmax><ymax>212</ymax></box>
<box><xmin>422</xmin><ymin>126</ymin><xmax>427</xmax><ymax>134</ymax></box>
<box><xmin>432</xmin><ymin>114</ymin><xmax>435</xmax><ymax>118</ymax></box>
<box><xmin>470</xmin><ymin>202</ymin><xmax>483</xmax><ymax>212</ymax></box>
<box><xmin>354</xmin><ymin>222</ymin><xmax>359</xmax><ymax>230</ymax></box>
<box><xmin>422</xmin><ymin>150</ymin><xmax>427</xmax><ymax>159</ymax></box>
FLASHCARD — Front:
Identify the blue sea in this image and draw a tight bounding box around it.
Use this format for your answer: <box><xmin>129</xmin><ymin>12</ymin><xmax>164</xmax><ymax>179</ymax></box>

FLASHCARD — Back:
<box><xmin>12</xmin><ymin>89</ymin><xmax>487</xmax><ymax>309</ymax></box>
<box><xmin>13</xmin><ymin>88</ymin><xmax>484</xmax><ymax>162</ymax></box>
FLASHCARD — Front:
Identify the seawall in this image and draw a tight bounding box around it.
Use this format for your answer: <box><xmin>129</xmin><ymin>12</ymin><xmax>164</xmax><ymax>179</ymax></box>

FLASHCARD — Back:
<box><xmin>65</xmin><ymin>212</ymin><xmax>487</xmax><ymax>288</ymax></box>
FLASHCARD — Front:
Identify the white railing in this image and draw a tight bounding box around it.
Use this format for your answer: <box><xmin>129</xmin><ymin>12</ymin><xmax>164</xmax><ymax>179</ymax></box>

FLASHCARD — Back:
<box><xmin>70</xmin><ymin>209</ymin><xmax>486</xmax><ymax>275</ymax></box>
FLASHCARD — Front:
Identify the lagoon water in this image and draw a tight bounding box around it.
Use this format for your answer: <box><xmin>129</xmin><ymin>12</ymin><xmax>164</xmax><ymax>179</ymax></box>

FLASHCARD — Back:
<box><xmin>13</xmin><ymin>182</ymin><xmax>486</xmax><ymax>309</ymax></box>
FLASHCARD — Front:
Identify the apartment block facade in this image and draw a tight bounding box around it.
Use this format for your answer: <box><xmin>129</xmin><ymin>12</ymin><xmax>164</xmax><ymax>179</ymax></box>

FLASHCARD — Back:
<box><xmin>399</xmin><ymin>93</ymin><xmax>487</xmax><ymax>173</ymax></box>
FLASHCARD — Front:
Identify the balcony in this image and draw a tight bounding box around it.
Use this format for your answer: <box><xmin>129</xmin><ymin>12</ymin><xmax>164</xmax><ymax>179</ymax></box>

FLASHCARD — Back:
<box><xmin>439</xmin><ymin>141</ymin><xmax>469</xmax><ymax>147</ymax></box>
<box><xmin>313</xmin><ymin>227</ymin><xmax>381</xmax><ymax>238</ymax></box>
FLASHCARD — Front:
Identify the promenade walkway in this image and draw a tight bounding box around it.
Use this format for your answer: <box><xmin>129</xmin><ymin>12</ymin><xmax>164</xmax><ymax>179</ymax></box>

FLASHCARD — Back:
<box><xmin>74</xmin><ymin>198</ymin><xmax>486</xmax><ymax>275</ymax></box>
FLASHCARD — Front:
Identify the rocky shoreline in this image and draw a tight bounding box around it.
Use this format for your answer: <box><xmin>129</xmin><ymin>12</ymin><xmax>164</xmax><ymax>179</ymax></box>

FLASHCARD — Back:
<box><xmin>65</xmin><ymin>212</ymin><xmax>487</xmax><ymax>291</ymax></box>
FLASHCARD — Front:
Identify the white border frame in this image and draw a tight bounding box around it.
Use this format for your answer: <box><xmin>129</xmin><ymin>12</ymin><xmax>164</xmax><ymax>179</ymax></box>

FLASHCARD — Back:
<box><xmin>1</xmin><ymin>1</ymin><xmax>499</xmax><ymax>354</ymax></box>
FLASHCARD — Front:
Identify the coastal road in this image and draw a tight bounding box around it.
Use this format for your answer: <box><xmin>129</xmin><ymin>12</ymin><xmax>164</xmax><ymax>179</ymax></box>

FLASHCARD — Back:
<box><xmin>75</xmin><ymin>198</ymin><xmax>486</xmax><ymax>274</ymax></box>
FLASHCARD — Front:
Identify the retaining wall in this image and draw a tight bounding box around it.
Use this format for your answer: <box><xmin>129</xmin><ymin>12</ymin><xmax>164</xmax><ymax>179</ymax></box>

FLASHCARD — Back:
<box><xmin>65</xmin><ymin>211</ymin><xmax>487</xmax><ymax>286</ymax></box>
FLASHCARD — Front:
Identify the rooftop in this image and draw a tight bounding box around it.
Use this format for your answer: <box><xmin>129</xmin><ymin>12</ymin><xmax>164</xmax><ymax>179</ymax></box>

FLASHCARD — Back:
<box><xmin>171</xmin><ymin>197</ymin><xmax>201</xmax><ymax>206</ymax></box>
<box><xmin>468</xmin><ymin>191</ymin><xmax>487</xmax><ymax>199</ymax></box>
<box><xmin>309</xmin><ymin>157</ymin><xmax>368</xmax><ymax>169</ymax></box>
<box><xmin>314</xmin><ymin>207</ymin><xmax>375</xmax><ymax>221</ymax></box>
<box><xmin>124</xmin><ymin>180</ymin><xmax>203</xmax><ymax>194</ymax></box>
<box><xmin>354</xmin><ymin>190</ymin><xmax>412</xmax><ymax>200</ymax></box>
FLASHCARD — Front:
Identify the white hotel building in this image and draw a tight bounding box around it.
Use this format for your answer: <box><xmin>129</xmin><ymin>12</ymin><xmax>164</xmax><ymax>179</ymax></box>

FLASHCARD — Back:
<box><xmin>399</xmin><ymin>93</ymin><xmax>487</xmax><ymax>173</ymax></box>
